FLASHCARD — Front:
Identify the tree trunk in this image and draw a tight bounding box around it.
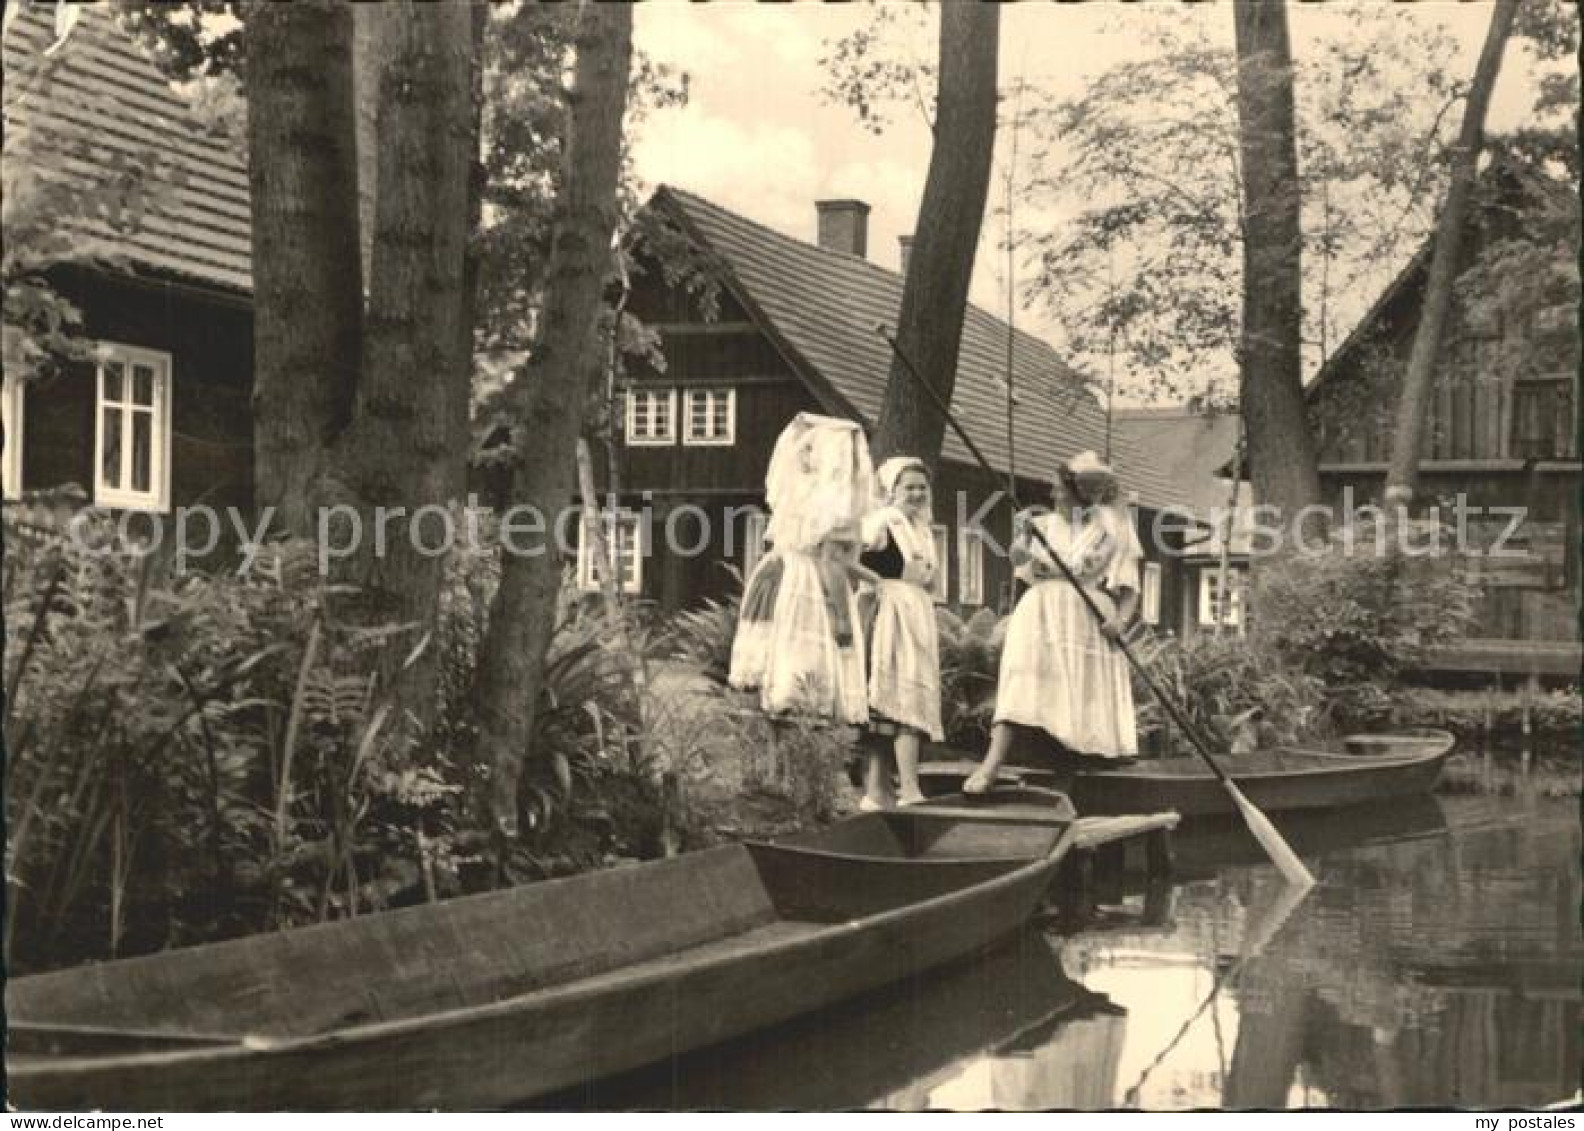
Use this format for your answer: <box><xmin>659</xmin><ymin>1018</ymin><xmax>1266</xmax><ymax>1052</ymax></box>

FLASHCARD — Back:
<box><xmin>328</xmin><ymin>0</ymin><xmax>476</xmax><ymax>713</ymax></box>
<box><xmin>244</xmin><ymin>0</ymin><xmax>362</xmax><ymax>537</ymax></box>
<box><xmin>871</xmin><ymin>2</ymin><xmax>999</xmax><ymax>475</ymax></box>
<box><xmin>1383</xmin><ymin>0</ymin><xmax>1519</xmax><ymax>507</ymax></box>
<box><xmin>473</xmin><ymin>3</ymin><xmax>634</xmax><ymax>839</ymax></box>
<box><xmin>1233</xmin><ymin>0</ymin><xmax>1321</xmax><ymax>531</ymax></box>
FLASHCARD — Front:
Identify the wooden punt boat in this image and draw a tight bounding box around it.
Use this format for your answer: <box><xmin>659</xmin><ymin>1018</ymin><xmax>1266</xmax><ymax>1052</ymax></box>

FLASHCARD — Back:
<box><xmin>7</xmin><ymin>816</ymin><xmax>1078</xmax><ymax>1111</ymax></box>
<box><xmin>1069</xmin><ymin>729</ymin><xmax>1456</xmax><ymax>817</ymax></box>
<box><xmin>921</xmin><ymin>730</ymin><xmax>1456</xmax><ymax>819</ymax></box>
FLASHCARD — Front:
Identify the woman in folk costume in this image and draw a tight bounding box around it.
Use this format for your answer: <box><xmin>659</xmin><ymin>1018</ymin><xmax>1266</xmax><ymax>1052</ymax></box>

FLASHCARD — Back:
<box><xmin>729</xmin><ymin>413</ymin><xmax>876</xmax><ymax>725</ymax></box>
<box><xmin>965</xmin><ymin>451</ymin><xmax>1143</xmax><ymax>794</ymax></box>
<box><xmin>855</xmin><ymin>456</ymin><xmax>945</xmax><ymax>810</ymax></box>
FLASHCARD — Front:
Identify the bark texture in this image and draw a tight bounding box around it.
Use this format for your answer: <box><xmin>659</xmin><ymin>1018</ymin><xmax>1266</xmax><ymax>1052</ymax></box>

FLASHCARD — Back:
<box><xmin>871</xmin><ymin>2</ymin><xmax>999</xmax><ymax>476</ymax></box>
<box><xmin>327</xmin><ymin>0</ymin><xmax>476</xmax><ymax>712</ymax></box>
<box><xmin>244</xmin><ymin>0</ymin><xmax>362</xmax><ymax>536</ymax></box>
<box><xmin>1233</xmin><ymin>0</ymin><xmax>1322</xmax><ymax>527</ymax></box>
<box><xmin>1383</xmin><ymin>0</ymin><xmax>1518</xmax><ymax>505</ymax></box>
<box><xmin>473</xmin><ymin>4</ymin><xmax>635</xmax><ymax>838</ymax></box>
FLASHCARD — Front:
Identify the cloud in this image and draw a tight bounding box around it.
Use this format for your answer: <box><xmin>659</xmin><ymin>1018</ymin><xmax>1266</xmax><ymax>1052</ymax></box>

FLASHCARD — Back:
<box><xmin>632</xmin><ymin>111</ymin><xmax>820</xmax><ymax>236</ymax></box>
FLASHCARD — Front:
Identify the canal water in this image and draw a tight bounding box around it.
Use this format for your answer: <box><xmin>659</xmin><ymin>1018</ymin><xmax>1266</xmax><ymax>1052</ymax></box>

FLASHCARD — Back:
<box><xmin>543</xmin><ymin>767</ymin><xmax>1581</xmax><ymax>1111</ymax></box>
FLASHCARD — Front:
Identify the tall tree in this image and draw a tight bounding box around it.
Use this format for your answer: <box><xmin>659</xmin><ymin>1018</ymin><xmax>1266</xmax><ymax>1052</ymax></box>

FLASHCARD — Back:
<box><xmin>473</xmin><ymin>3</ymin><xmax>635</xmax><ymax>840</ymax></box>
<box><xmin>243</xmin><ymin>0</ymin><xmax>362</xmax><ymax>537</ymax></box>
<box><xmin>1233</xmin><ymin>0</ymin><xmax>1322</xmax><ymax>524</ymax></box>
<box><xmin>871</xmin><ymin>2</ymin><xmax>999</xmax><ymax>473</ymax></box>
<box><xmin>1383</xmin><ymin>0</ymin><xmax>1520</xmax><ymax>507</ymax></box>
<box><xmin>327</xmin><ymin>1</ymin><xmax>477</xmax><ymax>708</ymax></box>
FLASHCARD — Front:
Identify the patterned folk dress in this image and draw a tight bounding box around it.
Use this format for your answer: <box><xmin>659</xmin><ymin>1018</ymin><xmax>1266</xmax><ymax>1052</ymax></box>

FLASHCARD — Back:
<box><xmin>727</xmin><ymin>414</ymin><xmax>872</xmax><ymax>726</ymax></box>
<box><xmin>993</xmin><ymin>505</ymin><xmax>1143</xmax><ymax>757</ymax></box>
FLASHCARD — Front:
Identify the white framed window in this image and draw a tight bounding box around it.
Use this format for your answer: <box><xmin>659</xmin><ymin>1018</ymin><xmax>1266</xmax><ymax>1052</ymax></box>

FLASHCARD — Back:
<box><xmin>625</xmin><ymin>388</ymin><xmax>676</xmax><ymax>446</ymax></box>
<box><xmin>1141</xmin><ymin>561</ymin><xmax>1162</xmax><ymax>625</ymax></box>
<box><xmin>931</xmin><ymin>523</ymin><xmax>950</xmax><ymax>603</ymax></box>
<box><xmin>1198</xmin><ymin>567</ymin><xmax>1245</xmax><ymax>631</ymax></box>
<box><xmin>94</xmin><ymin>342</ymin><xmax>172</xmax><ymax>512</ymax></box>
<box><xmin>2</xmin><ymin>373</ymin><xmax>23</xmax><ymax>500</ymax></box>
<box><xmin>741</xmin><ymin>508</ymin><xmax>769</xmax><ymax>579</ymax></box>
<box><xmin>957</xmin><ymin>526</ymin><xmax>985</xmax><ymax>606</ymax></box>
<box><xmin>577</xmin><ymin>509</ymin><xmax>643</xmax><ymax>595</ymax></box>
<box><xmin>682</xmin><ymin>387</ymin><xmax>735</xmax><ymax>446</ymax></box>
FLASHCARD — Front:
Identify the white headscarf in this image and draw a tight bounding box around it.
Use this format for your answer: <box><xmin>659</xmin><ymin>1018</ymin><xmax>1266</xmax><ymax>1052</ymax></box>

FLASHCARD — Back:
<box><xmin>762</xmin><ymin>413</ymin><xmax>874</xmax><ymax>553</ymax></box>
<box><xmin>876</xmin><ymin>456</ymin><xmax>928</xmax><ymax>502</ymax></box>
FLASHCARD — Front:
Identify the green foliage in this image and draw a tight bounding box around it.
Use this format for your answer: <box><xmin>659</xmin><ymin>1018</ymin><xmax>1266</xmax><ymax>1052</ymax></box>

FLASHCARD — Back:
<box><xmin>822</xmin><ymin>7</ymin><xmax>1468</xmax><ymax>403</ymax></box>
<box><xmin>1392</xmin><ymin>686</ymin><xmax>1581</xmax><ymax>756</ymax></box>
<box><xmin>2</xmin><ymin>505</ymin><xmax>675</xmax><ymax>973</ymax></box>
<box><xmin>662</xmin><ymin>566</ymin><xmax>743</xmax><ymax>687</ymax></box>
<box><xmin>936</xmin><ymin>606</ymin><xmax>1004</xmax><ymax>750</ymax></box>
<box><xmin>1252</xmin><ymin>534</ymin><xmax>1480</xmax><ymax>728</ymax></box>
<box><xmin>1128</xmin><ymin>630</ymin><xmax>1328</xmax><ymax>756</ymax></box>
<box><xmin>3</xmin><ymin>41</ymin><xmax>187</xmax><ymax>384</ymax></box>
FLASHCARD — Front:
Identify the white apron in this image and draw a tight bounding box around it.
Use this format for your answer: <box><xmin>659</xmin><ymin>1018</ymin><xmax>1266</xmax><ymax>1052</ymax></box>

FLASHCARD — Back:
<box><xmin>994</xmin><ymin>508</ymin><xmax>1141</xmax><ymax>757</ymax></box>
<box><xmin>861</xmin><ymin>508</ymin><xmax>944</xmax><ymax>741</ymax></box>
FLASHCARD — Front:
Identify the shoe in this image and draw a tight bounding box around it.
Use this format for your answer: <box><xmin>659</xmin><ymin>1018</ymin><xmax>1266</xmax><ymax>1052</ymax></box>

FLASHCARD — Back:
<box><xmin>897</xmin><ymin>792</ymin><xmax>928</xmax><ymax>807</ymax></box>
<box><xmin>858</xmin><ymin>795</ymin><xmax>887</xmax><ymax>813</ymax></box>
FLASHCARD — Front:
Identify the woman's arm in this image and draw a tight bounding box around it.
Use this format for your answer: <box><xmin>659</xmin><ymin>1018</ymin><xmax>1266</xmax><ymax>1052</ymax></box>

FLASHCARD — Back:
<box><xmin>846</xmin><ymin>559</ymin><xmax>883</xmax><ymax>586</ymax></box>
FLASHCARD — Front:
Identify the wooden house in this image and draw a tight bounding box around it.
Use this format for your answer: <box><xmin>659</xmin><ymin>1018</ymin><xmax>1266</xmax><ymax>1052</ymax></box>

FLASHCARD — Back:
<box><xmin>2</xmin><ymin>7</ymin><xmax>254</xmax><ymax>518</ymax></box>
<box><xmin>1114</xmin><ymin>407</ymin><xmax>1251</xmax><ymax>638</ymax></box>
<box><xmin>598</xmin><ymin>187</ymin><xmax>1205</xmax><ymax>620</ymax></box>
<box><xmin>1305</xmin><ymin>159</ymin><xmax>1580</xmax><ymax>682</ymax></box>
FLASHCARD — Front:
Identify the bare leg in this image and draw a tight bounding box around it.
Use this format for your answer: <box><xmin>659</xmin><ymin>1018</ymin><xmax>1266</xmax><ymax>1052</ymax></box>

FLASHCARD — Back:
<box><xmin>965</xmin><ymin>722</ymin><xmax>1016</xmax><ymax>795</ymax></box>
<box><xmin>894</xmin><ymin>731</ymin><xmax>925</xmax><ymax>805</ymax></box>
<box><xmin>862</xmin><ymin>747</ymin><xmax>896</xmax><ymax>810</ymax></box>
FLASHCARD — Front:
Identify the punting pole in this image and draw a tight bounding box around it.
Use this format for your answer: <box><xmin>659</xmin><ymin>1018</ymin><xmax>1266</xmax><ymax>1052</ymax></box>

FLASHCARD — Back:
<box><xmin>876</xmin><ymin>324</ymin><xmax>1315</xmax><ymax>888</ymax></box>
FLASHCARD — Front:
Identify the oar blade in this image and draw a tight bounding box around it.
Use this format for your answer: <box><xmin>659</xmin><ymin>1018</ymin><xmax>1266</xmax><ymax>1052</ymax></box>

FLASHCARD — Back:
<box><xmin>1226</xmin><ymin>781</ymin><xmax>1316</xmax><ymax>887</ymax></box>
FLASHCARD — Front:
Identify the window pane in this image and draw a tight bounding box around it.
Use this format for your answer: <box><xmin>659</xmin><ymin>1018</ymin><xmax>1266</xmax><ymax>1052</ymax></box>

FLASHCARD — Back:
<box><xmin>132</xmin><ymin>364</ymin><xmax>156</xmax><ymax>406</ymax></box>
<box><xmin>101</xmin><ymin>406</ymin><xmax>123</xmax><ymax>489</ymax></box>
<box><xmin>102</xmin><ymin>361</ymin><xmax>125</xmax><ymax>403</ymax></box>
<box><xmin>131</xmin><ymin>410</ymin><xmax>152</xmax><ymax>492</ymax></box>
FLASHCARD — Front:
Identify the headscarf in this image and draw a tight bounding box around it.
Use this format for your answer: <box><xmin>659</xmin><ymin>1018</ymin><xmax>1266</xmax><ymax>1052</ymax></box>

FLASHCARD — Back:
<box><xmin>1056</xmin><ymin>450</ymin><xmax>1121</xmax><ymax>506</ymax></box>
<box><xmin>876</xmin><ymin>456</ymin><xmax>928</xmax><ymax>502</ymax></box>
<box><xmin>762</xmin><ymin>413</ymin><xmax>874</xmax><ymax>553</ymax></box>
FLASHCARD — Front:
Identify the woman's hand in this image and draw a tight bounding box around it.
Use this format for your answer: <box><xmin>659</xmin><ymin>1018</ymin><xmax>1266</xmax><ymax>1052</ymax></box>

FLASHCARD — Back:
<box><xmin>1098</xmin><ymin>613</ymin><xmax>1129</xmax><ymax>641</ymax></box>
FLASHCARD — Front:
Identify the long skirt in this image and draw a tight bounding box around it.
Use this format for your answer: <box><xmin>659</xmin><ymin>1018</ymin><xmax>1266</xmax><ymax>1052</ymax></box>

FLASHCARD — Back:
<box><xmin>993</xmin><ymin>579</ymin><xmax>1137</xmax><ymax>757</ymax></box>
<box><xmin>867</xmin><ymin>579</ymin><xmax>944</xmax><ymax>741</ymax></box>
<box><xmin>729</xmin><ymin>551</ymin><xmax>868</xmax><ymax>726</ymax></box>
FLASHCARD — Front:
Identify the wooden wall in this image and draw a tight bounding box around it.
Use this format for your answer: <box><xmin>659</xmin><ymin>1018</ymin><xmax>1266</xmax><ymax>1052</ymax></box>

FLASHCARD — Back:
<box><xmin>20</xmin><ymin>267</ymin><xmax>254</xmax><ymax>515</ymax></box>
<box><xmin>610</xmin><ymin>270</ymin><xmax>1193</xmax><ymax>622</ymax></box>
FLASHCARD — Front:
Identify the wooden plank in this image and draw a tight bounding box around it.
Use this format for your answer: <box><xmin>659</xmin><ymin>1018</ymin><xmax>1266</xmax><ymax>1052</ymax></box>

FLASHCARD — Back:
<box><xmin>1453</xmin><ymin>379</ymin><xmax>1475</xmax><ymax>458</ymax></box>
<box><xmin>1434</xmin><ymin>380</ymin><xmax>1454</xmax><ymax>459</ymax></box>
<box><xmin>1069</xmin><ymin>812</ymin><xmax>1181</xmax><ymax>852</ymax></box>
<box><xmin>1419</xmin><ymin>640</ymin><xmax>1582</xmax><ymax>676</ymax></box>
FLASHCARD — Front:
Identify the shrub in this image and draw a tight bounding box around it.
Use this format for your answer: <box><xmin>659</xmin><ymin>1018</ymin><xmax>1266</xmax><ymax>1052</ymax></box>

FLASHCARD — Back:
<box><xmin>1129</xmin><ymin>630</ymin><xmax>1329</xmax><ymax>755</ymax></box>
<box><xmin>1253</xmin><ymin>534</ymin><xmax>1479</xmax><ymax>728</ymax></box>
<box><xmin>3</xmin><ymin>504</ymin><xmax>674</xmax><ymax>972</ymax></box>
<box><xmin>936</xmin><ymin>606</ymin><xmax>1004</xmax><ymax>749</ymax></box>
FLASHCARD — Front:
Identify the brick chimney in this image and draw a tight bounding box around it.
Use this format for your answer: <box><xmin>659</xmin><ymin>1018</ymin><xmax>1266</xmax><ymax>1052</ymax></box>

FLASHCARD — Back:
<box><xmin>816</xmin><ymin>199</ymin><xmax>870</xmax><ymax>258</ymax></box>
<box><xmin>898</xmin><ymin>234</ymin><xmax>914</xmax><ymax>275</ymax></box>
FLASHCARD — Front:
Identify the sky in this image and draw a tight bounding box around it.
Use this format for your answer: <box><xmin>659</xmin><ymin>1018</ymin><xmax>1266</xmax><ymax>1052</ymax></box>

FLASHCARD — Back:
<box><xmin>628</xmin><ymin>1</ymin><xmax>1560</xmax><ymax>402</ymax></box>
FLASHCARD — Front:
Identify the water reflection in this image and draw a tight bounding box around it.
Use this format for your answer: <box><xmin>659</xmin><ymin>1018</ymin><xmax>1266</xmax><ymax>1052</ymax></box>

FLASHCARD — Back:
<box><xmin>1074</xmin><ymin>794</ymin><xmax>1582</xmax><ymax>1110</ymax></box>
<box><xmin>540</xmin><ymin>791</ymin><xmax>1580</xmax><ymax>1111</ymax></box>
<box><xmin>533</xmin><ymin>927</ymin><xmax>1099</xmax><ymax>1110</ymax></box>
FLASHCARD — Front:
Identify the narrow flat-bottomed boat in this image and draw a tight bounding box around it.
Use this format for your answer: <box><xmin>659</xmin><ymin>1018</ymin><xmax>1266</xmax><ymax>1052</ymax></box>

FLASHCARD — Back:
<box><xmin>8</xmin><ymin>815</ymin><xmax>1078</xmax><ymax>1111</ymax></box>
<box><xmin>922</xmin><ymin>730</ymin><xmax>1455</xmax><ymax>819</ymax></box>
